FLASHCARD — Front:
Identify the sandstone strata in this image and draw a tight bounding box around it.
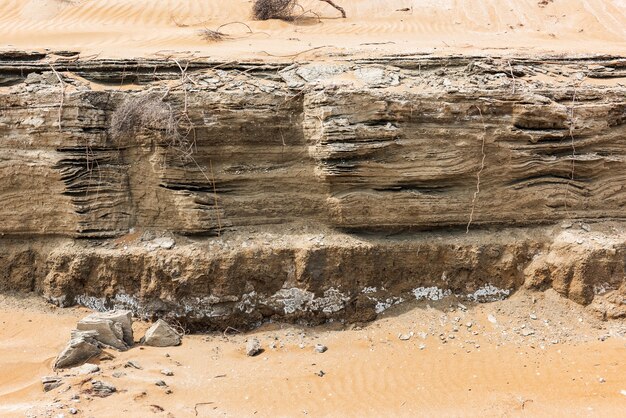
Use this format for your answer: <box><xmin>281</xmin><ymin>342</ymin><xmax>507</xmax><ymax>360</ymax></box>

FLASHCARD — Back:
<box><xmin>1</xmin><ymin>51</ymin><xmax>625</xmax><ymax>328</ymax></box>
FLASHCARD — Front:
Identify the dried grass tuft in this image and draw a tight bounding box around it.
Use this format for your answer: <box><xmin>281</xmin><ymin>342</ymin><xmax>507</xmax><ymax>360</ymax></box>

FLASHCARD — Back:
<box><xmin>109</xmin><ymin>94</ymin><xmax>179</xmax><ymax>143</ymax></box>
<box><xmin>198</xmin><ymin>29</ymin><xmax>231</xmax><ymax>42</ymax></box>
<box><xmin>252</xmin><ymin>0</ymin><xmax>297</xmax><ymax>21</ymax></box>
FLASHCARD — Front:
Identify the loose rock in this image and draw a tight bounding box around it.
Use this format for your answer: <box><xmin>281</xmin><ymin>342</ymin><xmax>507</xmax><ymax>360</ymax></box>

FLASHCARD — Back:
<box><xmin>69</xmin><ymin>363</ymin><xmax>100</xmax><ymax>375</ymax></box>
<box><xmin>54</xmin><ymin>330</ymin><xmax>102</xmax><ymax>369</ymax></box>
<box><xmin>161</xmin><ymin>368</ymin><xmax>174</xmax><ymax>376</ymax></box>
<box><xmin>246</xmin><ymin>338</ymin><xmax>262</xmax><ymax>356</ymax></box>
<box><xmin>314</xmin><ymin>344</ymin><xmax>328</xmax><ymax>353</ymax></box>
<box><xmin>142</xmin><ymin>319</ymin><xmax>182</xmax><ymax>347</ymax></box>
<box><xmin>77</xmin><ymin>310</ymin><xmax>133</xmax><ymax>351</ymax></box>
<box><xmin>90</xmin><ymin>380</ymin><xmax>116</xmax><ymax>398</ymax></box>
<box><xmin>42</xmin><ymin>376</ymin><xmax>63</xmax><ymax>392</ymax></box>
<box><xmin>398</xmin><ymin>332</ymin><xmax>413</xmax><ymax>341</ymax></box>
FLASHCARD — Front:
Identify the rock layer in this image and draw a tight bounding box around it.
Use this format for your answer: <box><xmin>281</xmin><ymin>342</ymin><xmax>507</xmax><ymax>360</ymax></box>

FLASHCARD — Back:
<box><xmin>1</xmin><ymin>52</ymin><xmax>625</xmax><ymax>328</ymax></box>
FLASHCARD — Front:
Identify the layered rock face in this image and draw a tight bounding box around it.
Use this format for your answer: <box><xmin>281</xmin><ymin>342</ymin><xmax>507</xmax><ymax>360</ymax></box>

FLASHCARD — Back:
<box><xmin>1</xmin><ymin>52</ymin><xmax>625</xmax><ymax>328</ymax></box>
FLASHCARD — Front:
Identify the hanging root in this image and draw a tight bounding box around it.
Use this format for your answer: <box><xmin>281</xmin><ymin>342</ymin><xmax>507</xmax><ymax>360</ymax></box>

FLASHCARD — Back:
<box><xmin>466</xmin><ymin>105</ymin><xmax>487</xmax><ymax>234</ymax></box>
<box><xmin>48</xmin><ymin>63</ymin><xmax>66</xmax><ymax>132</ymax></box>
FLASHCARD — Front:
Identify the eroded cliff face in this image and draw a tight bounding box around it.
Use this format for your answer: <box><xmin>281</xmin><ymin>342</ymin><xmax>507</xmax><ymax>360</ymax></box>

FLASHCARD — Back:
<box><xmin>1</xmin><ymin>52</ymin><xmax>625</xmax><ymax>328</ymax></box>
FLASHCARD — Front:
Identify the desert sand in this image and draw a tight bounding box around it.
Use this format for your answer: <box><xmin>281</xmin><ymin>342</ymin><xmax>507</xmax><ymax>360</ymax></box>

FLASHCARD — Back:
<box><xmin>1</xmin><ymin>0</ymin><xmax>626</xmax><ymax>60</ymax></box>
<box><xmin>1</xmin><ymin>291</ymin><xmax>625</xmax><ymax>417</ymax></box>
<box><xmin>2</xmin><ymin>1</ymin><xmax>626</xmax><ymax>417</ymax></box>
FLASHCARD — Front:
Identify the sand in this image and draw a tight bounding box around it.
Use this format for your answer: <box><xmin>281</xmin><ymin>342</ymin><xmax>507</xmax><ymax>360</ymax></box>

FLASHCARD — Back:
<box><xmin>2</xmin><ymin>1</ymin><xmax>626</xmax><ymax>416</ymax></box>
<box><xmin>1</xmin><ymin>291</ymin><xmax>625</xmax><ymax>417</ymax></box>
<box><xmin>1</xmin><ymin>0</ymin><xmax>626</xmax><ymax>61</ymax></box>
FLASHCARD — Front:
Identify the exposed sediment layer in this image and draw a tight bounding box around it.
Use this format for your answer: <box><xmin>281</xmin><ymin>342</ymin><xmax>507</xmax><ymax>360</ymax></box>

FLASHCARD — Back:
<box><xmin>1</xmin><ymin>52</ymin><xmax>625</xmax><ymax>327</ymax></box>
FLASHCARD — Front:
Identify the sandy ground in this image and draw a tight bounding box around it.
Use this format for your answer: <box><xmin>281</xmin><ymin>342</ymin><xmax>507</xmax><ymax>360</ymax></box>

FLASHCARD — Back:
<box><xmin>1</xmin><ymin>0</ymin><xmax>626</xmax><ymax>60</ymax></box>
<box><xmin>1</xmin><ymin>291</ymin><xmax>625</xmax><ymax>417</ymax></box>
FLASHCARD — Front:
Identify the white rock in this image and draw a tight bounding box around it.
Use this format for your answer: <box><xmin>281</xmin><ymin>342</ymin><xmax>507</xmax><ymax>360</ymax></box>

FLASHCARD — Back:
<box><xmin>143</xmin><ymin>319</ymin><xmax>182</xmax><ymax>347</ymax></box>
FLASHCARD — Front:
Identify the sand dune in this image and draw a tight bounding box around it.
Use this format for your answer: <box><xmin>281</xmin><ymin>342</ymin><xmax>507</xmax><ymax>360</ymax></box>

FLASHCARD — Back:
<box><xmin>1</xmin><ymin>0</ymin><xmax>625</xmax><ymax>60</ymax></box>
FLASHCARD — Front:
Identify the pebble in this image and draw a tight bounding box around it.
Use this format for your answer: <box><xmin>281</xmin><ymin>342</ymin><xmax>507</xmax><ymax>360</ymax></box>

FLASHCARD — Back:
<box><xmin>246</xmin><ymin>338</ymin><xmax>262</xmax><ymax>357</ymax></box>
<box><xmin>419</xmin><ymin>344</ymin><xmax>426</xmax><ymax>350</ymax></box>
<box><xmin>529</xmin><ymin>314</ymin><xmax>538</xmax><ymax>320</ymax></box>
<box><xmin>314</xmin><ymin>344</ymin><xmax>328</xmax><ymax>353</ymax></box>
<box><xmin>465</xmin><ymin>322</ymin><xmax>473</xmax><ymax>328</ymax></box>
<box><xmin>316</xmin><ymin>370</ymin><xmax>325</xmax><ymax>377</ymax></box>
<box><xmin>125</xmin><ymin>360</ymin><xmax>142</xmax><ymax>370</ymax></box>
<box><xmin>599</xmin><ymin>377</ymin><xmax>606</xmax><ymax>383</ymax></box>
<box><xmin>155</xmin><ymin>380</ymin><xmax>167</xmax><ymax>387</ymax></box>
<box><xmin>69</xmin><ymin>408</ymin><xmax>78</xmax><ymax>415</ymax></box>
<box><xmin>160</xmin><ymin>369</ymin><xmax>174</xmax><ymax>377</ymax></box>
<box><xmin>487</xmin><ymin>314</ymin><xmax>497</xmax><ymax>324</ymax></box>
<box><xmin>398</xmin><ymin>332</ymin><xmax>413</xmax><ymax>341</ymax></box>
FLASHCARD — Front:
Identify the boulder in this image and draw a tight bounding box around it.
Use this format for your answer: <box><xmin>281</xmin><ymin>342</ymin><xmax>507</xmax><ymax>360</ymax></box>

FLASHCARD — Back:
<box><xmin>142</xmin><ymin>319</ymin><xmax>181</xmax><ymax>347</ymax></box>
<box><xmin>76</xmin><ymin>310</ymin><xmax>133</xmax><ymax>350</ymax></box>
<box><xmin>54</xmin><ymin>330</ymin><xmax>102</xmax><ymax>369</ymax></box>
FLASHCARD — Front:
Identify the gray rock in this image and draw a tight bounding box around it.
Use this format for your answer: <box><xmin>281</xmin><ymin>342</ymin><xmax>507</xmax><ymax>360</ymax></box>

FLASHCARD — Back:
<box><xmin>54</xmin><ymin>331</ymin><xmax>102</xmax><ymax>369</ymax></box>
<box><xmin>246</xmin><ymin>338</ymin><xmax>262</xmax><ymax>356</ymax></box>
<box><xmin>161</xmin><ymin>368</ymin><xmax>174</xmax><ymax>376</ymax></box>
<box><xmin>398</xmin><ymin>332</ymin><xmax>413</xmax><ymax>341</ymax></box>
<box><xmin>124</xmin><ymin>360</ymin><xmax>142</xmax><ymax>370</ymax></box>
<box><xmin>155</xmin><ymin>380</ymin><xmax>167</xmax><ymax>387</ymax></box>
<box><xmin>42</xmin><ymin>376</ymin><xmax>63</xmax><ymax>392</ymax></box>
<box><xmin>143</xmin><ymin>319</ymin><xmax>181</xmax><ymax>347</ymax></box>
<box><xmin>69</xmin><ymin>408</ymin><xmax>78</xmax><ymax>415</ymax></box>
<box><xmin>69</xmin><ymin>363</ymin><xmax>100</xmax><ymax>375</ymax></box>
<box><xmin>77</xmin><ymin>310</ymin><xmax>133</xmax><ymax>350</ymax></box>
<box><xmin>91</xmin><ymin>380</ymin><xmax>116</xmax><ymax>397</ymax></box>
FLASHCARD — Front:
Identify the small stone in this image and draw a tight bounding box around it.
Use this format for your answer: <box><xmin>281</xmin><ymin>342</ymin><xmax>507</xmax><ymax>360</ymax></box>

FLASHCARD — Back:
<box><xmin>111</xmin><ymin>371</ymin><xmax>126</xmax><ymax>378</ymax></box>
<box><xmin>69</xmin><ymin>408</ymin><xmax>78</xmax><ymax>415</ymax></box>
<box><xmin>316</xmin><ymin>370</ymin><xmax>325</xmax><ymax>377</ymax></box>
<box><xmin>458</xmin><ymin>303</ymin><xmax>468</xmax><ymax>311</ymax></box>
<box><xmin>529</xmin><ymin>314</ymin><xmax>538</xmax><ymax>320</ymax></box>
<box><xmin>42</xmin><ymin>376</ymin><xmax>63</xmax><ymax>392</ymax></box>
<box><xmin>581</xmin><ymin>223</ymin><xmax>591</xmax><ymax>232</ymax></box>
<box><xmin>125</xmin><ymin>360</ymin><xmax>142</xmax><ymax>370</ymax></box>
<box><xmin>465</xmin><ymin>322</ymin><xmax>473</xmax><ymax>328</ymax></box>
<box><xmin>90</xmin><ymin>381</ymin><xmax>116</xmax><ymax>398</ymax></box>
<box><xmin>551</xmin><ymin>339</ymin><xmax>560</xmax><ymax>344</ymax></box>
<box><xmin>520</xmin><ymin>329</ymin><xmax>535</xmax><ymax>337</ymax></box>
<box><xmin>155</xmin><ymin>380</ymin><xmax>167</xmax><ymax>387</ymax></box>
<box><xmin>599</xmin><ymin>377</ymin><xmax>606</xmax><ymax>383</ymax></box>
<box><xmin>448</xmin><ymin>334</ymin><xmax>455</xmax><ymax>340</ymax></box>
<box><xmin>165</xmin><ymin>389</ymin><xmax>173</xmax><ymax>395</ymax></box>
<box><xmin>314</xmin><ymin>344</ymin><xmax>328</xmax><ymax>353</ymax></box>
<box><xmin>142</xmin><ymin>320</ymin><xmax>182</xmax><ymax>347</ymax></box>
<box><xmin>419</xmin><ymin>344</ymin><xmax>426</xmax><ymax>350</ymax></box>
<box><xmin>398</xmin><ymin>332</ymin><xmax>413</xmax><ymax>341</ymax></box>
<box><xmin>69</xmin><ymin>363</ymin><xmax>100</xmax><ymax>375</ymax></box>
<box><xmin>246</xmin><ymin>338</ymin><xmax>262</xmax><ymax>356</ymax></box>
<box><xmin>487</xmin><ymin>314</ymin><xmax>497</xmax><ymax>324</ymax></box>
<box><xmin>161</xmin><ymin>368</ymin><xmax>174</xmax><ymax>376</ymax></box>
